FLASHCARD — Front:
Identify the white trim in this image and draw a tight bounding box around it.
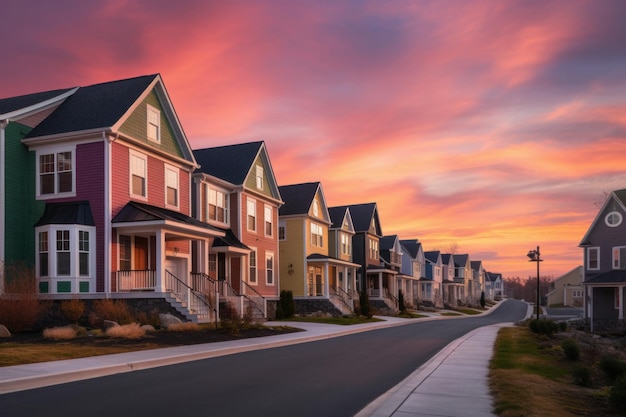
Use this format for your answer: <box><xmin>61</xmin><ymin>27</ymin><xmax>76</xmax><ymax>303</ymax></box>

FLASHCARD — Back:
<box><xmin>164</xmin><ymin>163</ymin><xmax>179</xmax><ymax>209</ymax></box>
<box><xmin>35</xmin><ymin>145</ymin><xmax>77</xmax><ymax>199</ymax></box>
<box><xmin>0</xmin><ymin>88</ymin><xmax>78</xmax><ymax>121</ymax></box>
<box><xmin>266</xmin><ymin>251</ymin><xmax>275</xmax><ymax>286</ymax></box>
<box><xmin>146</xmin><ymin>104</ymin><xmax>161</xmax><ymax>143</ymax></box>
<box><xmin>129</xmin><ymin>149</ymin><xmax>148</xmax><ymax>200</ymax></box>
<box><xmin>605</xmin><ymin>211</ymin><xmax>623</xmax><ymax>227</ymax></box>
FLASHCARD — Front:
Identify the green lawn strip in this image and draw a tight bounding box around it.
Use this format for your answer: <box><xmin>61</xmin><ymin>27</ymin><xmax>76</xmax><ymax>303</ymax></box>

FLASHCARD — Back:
<box><xmin>276</xmin><ymin>316</ymin><xmax>385</xmax><ymax>325</ymax></box>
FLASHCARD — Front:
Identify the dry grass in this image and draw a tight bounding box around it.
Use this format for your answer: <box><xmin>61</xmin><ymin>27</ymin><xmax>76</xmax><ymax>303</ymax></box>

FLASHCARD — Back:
<box><xmin>167</xmin><ymin>322</ymin><xmax>200</xmax><ymax>332</ymax></box>
<box><xmin>105</xmin><ymin>323</ymin><xmax>145</xmax><ymax>339</ymax></box>
<box><xmin>43</xmin><ymin>326</ymin><xmax>77</xmax><ymax>340</ymax></box>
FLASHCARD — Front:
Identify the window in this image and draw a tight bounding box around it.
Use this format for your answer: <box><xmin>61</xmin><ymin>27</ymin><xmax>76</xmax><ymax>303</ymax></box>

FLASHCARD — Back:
<box><xmin>279</xmin><ymin>220</ymin><xmax>286</xmax><ymax>240</ymax></box>
<box><xmin>207</xmin><ymin>187</ymin><xmax>228</xmax><ymax>224</ymax></box>
<box><xmin>256</xmin><ymin>165</ymin><xmax>264</xmax><ymax>190</ymax></box>
<box><xmin>341</xmin><ymin>233</ymin><xmax>351</xmax><ymax>256</ymax></box>
<box><xmin>587</xmin><ymin>247</ymin><xmax>599</xmax><ymax>270</ymax></box>
<box><xmin>266</xmin><ymin>253</ymin><xmax>274</xmax><ymax>285</ymax></box>
<box><xmin>369</xmin><ymin>238</ymin><xmax>379</xmax><ymax>260</ymax></box>
<box><xmin>606</xmin><ymin>211</ymin><xmax>623</xmax><ymax>227</ymax></box>
<box><xmin>312</xmin><ymin>200</ymin><xmax>319</xmax><ymax>217</ymax></box>
<box><xmin>56</xmin><ymin>230</ymin><xmax>70</xmax><ymax>275</ymax></box>
<box><xmin>147</xmin><ymin>105</ymin><xmax>160</xmax><ymax>142</ymax></box>
<box><xmin>310</xmin><ymin>223</ymin><xmax>323</xmax><ymax>247</ymax></box>
<box><xmin>130</xmin><ymin>151</ymin><xmax>147</xmax><ymax>198</ymax></box>
<box><xmin>38</xmin><ymin>150</ymin><xmax>74</xmax><ymax>196</ymax></box>
<box><xmin>613</xmin><ymin>247</ymin><xmax>626</xmax><ymax>269</ymax></box>
<box><xmin>165</xmin><ymin>166</ymin><xmax>178</xmax><ymax>207</ymax></box>
<box><xmin>38</xmin><ymin>231</ymin><xmax>48</xmax><ymax>277</ymax></box>
<box><xmin>208</xmin><ymin>253</ymin><xmax>217</xmax><ymax>280</ymax></box>
<box><xmin>249</xmin><ymin>250</ymin><xmax>257</xmax><ymax>284</ymax></box>
<box><xmin>572</xmin><ymin>290</ymin><xmax>583</xmax><ymax>298</ymax></box>
<box><xmin>264</xmin><ymin>205</ymin><xmax>273</xmax><ymax>237</ymax></box>
<box><xmin>247</xmin><ymin>198</ymin><xmax>257</xmax><ymax>232</ymax></box>
<box><xmin>79</xmin><ymin>230</ymin><xmax>89</xmax><ymax>276</ymax></box>
<box><xmin>119</xmin><ymin>235</ymin><xmax>132</xmax><ymax>270</ymax></box>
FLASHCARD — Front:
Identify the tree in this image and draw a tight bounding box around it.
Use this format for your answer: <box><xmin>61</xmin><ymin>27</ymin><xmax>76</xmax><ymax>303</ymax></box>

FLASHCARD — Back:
<box><xmin>360</xmin><ymin>289</ymin><xmax>372</xmax><ymax>318</ymax></box>
<box><xmin>398</xmin><ymin>289</ymin><xmax>406</xmax><ymax>314</ymax></box>
<box><xmin>480</xmin><ymin>291</ymin><xmax>485</xmax><ymax>308</ymax></box>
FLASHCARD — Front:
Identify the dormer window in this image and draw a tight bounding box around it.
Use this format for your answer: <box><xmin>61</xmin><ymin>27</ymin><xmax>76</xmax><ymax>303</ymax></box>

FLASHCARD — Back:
<box><xmin>147</xmin><ymin>105</ymin><xmax>160</xmax><ymax>142</ymax></box>
<box><xmin>256</xmin><ymin>165</ymin><xmax>264</xmax><ymax>190</ymax></box>
<box><xmin>606</xmin><ymin>211</ymin><xmax>622</xmax><ymax>227</ymax></box>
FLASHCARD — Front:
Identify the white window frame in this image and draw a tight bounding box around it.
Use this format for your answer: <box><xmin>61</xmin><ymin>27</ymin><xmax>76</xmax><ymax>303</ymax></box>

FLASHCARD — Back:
<box><xmin>256</xmin><ymin>165</ymin><xmax>264</xmax><ymax>190</ymax></box>
<box><xmin>606</xmin><ymin>211</ymin><xmax>623</xmax><ymax>227</ymax></box>
<box><xmin>247</xmin><ymin>198</ymin><xmax>257</xmax><ymax>232</ymax></box>
<box><xmin>264</xmin><ymin>205</ymin><xmax>273</xmax><ymax>237</ymax></box>
<box><xmin>36</xmin><ymin>146</ymin><xmax>76</xmax><ymax>199</ymax></box>
<box><xmin>310</xmin><ymin>222</ymin><xmax>323</xmax><ymax>247</ymax></box>
<box><xmin>279</xmin><ymin>220</ymin><xmax>286</xmax><ymax>241</ymax></box>
<box><xmin>341</xmin><ymin>233</ymin><xmax>351</xmax><ymax>256</ymax></box>
<box><xmin>266</xmin><ymin>252</ymin><xmax>275</xmax><ymax>285</ymax></box>
<box><xmin>205</xmin><ymin>185</ymin><xmax>229</xmax><ymax>225</ymax></box>
<box><xmin>587</xmin><ymin>247</ymin><xmax>600</xmax><ymax>271</ymax></box>
<box><xmin>147</xmin><ymin>104</ymin><xmax>161</xmax><ymax>142</ymax></box>
<box><xmin>369</xmin><ymin>238</ymin><xmax>379</xmax><ymax>260</ymax></box>
<box><xmin>613</xmin><ymin>246</ymin><xmax>626</xmax><ymax>270</ymax></box>
<box><xmin>249</xmin><ymin>248</ymin><xmax>257</xmax><ymax>284</ymax></box>
<box><xmin>35</xmin><ymin>225</ymin><xmax>96</xmax><ymax>280</ymax></box>
<box><xmin>129</xmin><ymin>150</ymin><xmax>148</xmax><ymax>199</ymax></box>
<box><xmin>164</xmin><ymin>164</ymin><xmax>179</xmax><ymax>208</ymax></box>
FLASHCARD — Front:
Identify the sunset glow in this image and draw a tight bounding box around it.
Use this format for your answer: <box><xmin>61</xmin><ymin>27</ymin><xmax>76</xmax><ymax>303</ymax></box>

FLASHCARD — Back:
<box><xmin>3</xmin><ymin>0</ymin><xmax>626</xmax><ymax>279</ymax></box>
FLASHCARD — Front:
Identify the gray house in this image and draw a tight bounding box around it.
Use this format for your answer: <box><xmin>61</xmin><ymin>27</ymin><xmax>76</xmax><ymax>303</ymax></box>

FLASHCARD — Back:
<box><xmin>579</xmin><ymin>189</ymin><xmax>626</xmax><ymax>331</ymax></box>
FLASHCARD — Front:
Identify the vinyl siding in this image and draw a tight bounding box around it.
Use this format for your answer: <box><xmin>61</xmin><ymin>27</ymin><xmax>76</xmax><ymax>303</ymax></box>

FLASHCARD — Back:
<box><xmin>244</xmin><ymin>155</ymin><xmax>273</xmax><ymax>199</ymax></box>
<box><xmin>279</xmin><ymin>218</ymin><xmax>306</xmax><ymax>296</ymax></box>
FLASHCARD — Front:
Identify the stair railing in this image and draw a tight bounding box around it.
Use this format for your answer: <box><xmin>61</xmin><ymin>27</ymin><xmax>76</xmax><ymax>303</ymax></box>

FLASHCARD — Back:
<box><xmin>165</xmin><ymin>271</ymin><xmax>212</xmax><ymax>320</ymax></box>
<box><xmin>241</xmin><ymin>281</ymin><xmax>266</xmax><ymax>317</ymax></box>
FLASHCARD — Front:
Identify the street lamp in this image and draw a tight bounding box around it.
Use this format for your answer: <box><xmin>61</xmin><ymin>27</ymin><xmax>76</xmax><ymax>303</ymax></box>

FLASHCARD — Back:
<box><xmin>527</xmin><ymin>246</ymin><xmax>543</xmax><ymax>320</ymax></box>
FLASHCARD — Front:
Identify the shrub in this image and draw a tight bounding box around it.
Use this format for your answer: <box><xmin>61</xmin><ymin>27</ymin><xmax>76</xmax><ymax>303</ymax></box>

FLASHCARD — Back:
<box><xmin>220</xmin><ymin>302</ymin><xmax>240</xmax><ymax>335</ymax></box>
<box><xmin>480</xmin><ymin>291</ymin><xmax>485</xmax><ymax>308</ymax></box>
<box><xmin>106</xmin><ymin>323</ymin><xmax>145</xmax><ymax>339</ymax></box>
<box><xmin>558</xmin><ymin>321</ymin><xmax>568</xmax><ymax>332</ymax></box>
<box><xmin>60</xmin><ymin>299</ymin><xmax>85</xmax><ymax>323</ymax></box>
<box><xmin>561</xmin><ymin>338</ymin><xmax>580</xmax><ymax>361</ymax></box>
<box><xmin>43</xmin><ymin>326</ymin><xmax>77</xmax><ymax>340</ymax></box>
<box><xmin>609</xmin><ymin>376</ymin><xmax>626</xmax><ymax>413</ymax></box>
<box><xmin>91</xmin><ymin>299</ymin><xmax>133</xmax><ymax>327</ymax></box>
<box><xmin>0</xmin><ymin>262</ymin><xmax>48</xmax><ymax>332</ymax></box>
<box><xmin>276</xmin><ymin>290</ymin><xmax>295</xmax><ymax>319</ymax></box>
<box><xmin>167</xmin><ymin>322</ymin><xmax>199</xmax><ymax>332</ymax></box>
<box><xmin>529</xmin><ymin>318</ymin><xmax>558</xmax><ymax>337</ymax></box>
<box><xmin>398</xmin><ymin>290</ymin><xmax>406</xmax><ymax>314</ymax></box>
<box><xmin>572</xmin><ymin>364</ymin><xmax>592</xmax><ymax>387</ymax></box>
<box><xmin>600</xmin><ymin>355</ymin><xmax>626</xmax><ymax>384</ymax></box>
<box><xmin>360</xmin><ymin>289</ymin><xmax>372</xmax><ymax>319</ymax></box>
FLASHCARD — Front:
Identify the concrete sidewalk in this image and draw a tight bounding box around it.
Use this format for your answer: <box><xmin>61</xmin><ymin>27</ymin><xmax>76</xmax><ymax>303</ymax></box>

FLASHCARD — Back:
<box><xmin>0</xmin><ymin>307</ymin><xmax>521</xmax><ymax>416</ymax></box>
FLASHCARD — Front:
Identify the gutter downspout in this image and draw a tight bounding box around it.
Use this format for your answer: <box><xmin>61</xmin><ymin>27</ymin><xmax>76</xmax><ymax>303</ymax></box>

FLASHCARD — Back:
<box><xmin>103</xmin><ymin>131</ymin><xmax>118</xmax><ymax>297</ymax></box>
<box><xmin>0</xmin><ymin>120</ymin><xmax>7</xmax><ymax>294</ymax></box>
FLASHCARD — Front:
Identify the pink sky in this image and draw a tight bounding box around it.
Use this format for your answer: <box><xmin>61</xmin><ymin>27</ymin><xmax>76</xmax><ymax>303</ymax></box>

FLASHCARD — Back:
<box><xmin>3</xmin><ymin>0</ymin><xmax>626</xmax><ymax>279</ymax></box>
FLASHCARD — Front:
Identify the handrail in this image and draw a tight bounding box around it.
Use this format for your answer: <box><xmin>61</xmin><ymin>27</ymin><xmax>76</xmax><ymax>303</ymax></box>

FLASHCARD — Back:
<box><xmin>330</xmin><ymin>286</ymin><xmax>352</xmax><ymax>311</ymax></box>
<box><xmin>241</xmin><ymin>281</ymin><xmax>266</xmax><ymax>317</ymax></box>
<box><xmin>165</xmin><ymin>271</ymin><xmax>213</xmax><ymax>319</ymax></box>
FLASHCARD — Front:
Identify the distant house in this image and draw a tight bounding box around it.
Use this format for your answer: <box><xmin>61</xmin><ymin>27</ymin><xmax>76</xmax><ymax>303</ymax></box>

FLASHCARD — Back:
<box><xmin>192</xmin><ymin>141</ymin><xmax>283</xmax><ymax>319</ymax></box>
<box><xmin>278</xmin><ymin>182</ymin><xmax>358</xmax><ymax>316</ymax></box>
<box><xmin>424</xmin><ymin>251</ymin><xmax>444</xmax><ymax>308</ymax></box>
<box><xmin>546</xmin><ymin>266</ymin><xmax>583</xmax><ymax>307</ymax></box>
<box><xmin>485</xmin><ymin>271</ymin><xmax>503</xmax><ymax>301</ymax></box>
<box><xmin>454</xmin><ymin>254</ymin><xmax>473</xmax><ymax>305</ymax></box>
<box><xmin>579</xmin><ymin>189</ymin><xmax>626</xmax><ymax>331</ymax></box>
<box><xmin>381</xmin><ymin>235</ymin><xmax>413</xmax><ymax>309</ymax></box>
<box><xmin>441</xmin><ymin>253</ymin><xmax>463</xmax><ymax>306</ymax></box>
<box><xmin>470</xmin><ymin>260</ymin><xmax>486</xmax><ymax>301</ymax></box>
<box><xmin>399</xmin><ymin>239</ymin><xmax>425</xmax><ymax>308</ymax></box>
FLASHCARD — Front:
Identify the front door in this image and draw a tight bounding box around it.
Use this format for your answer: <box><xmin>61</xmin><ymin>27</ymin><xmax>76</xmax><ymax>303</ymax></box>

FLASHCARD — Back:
<box><xmin>134</xmin><ymin>236</ymin><xmax>148</xmax><ymax>270</ymax></box>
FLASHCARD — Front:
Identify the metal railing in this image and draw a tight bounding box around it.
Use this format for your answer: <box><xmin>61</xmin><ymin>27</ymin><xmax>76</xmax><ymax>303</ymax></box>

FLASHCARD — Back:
<box><xmin>116</xmin><ymin>270</ymin><xmax>156</xmax><ymax>291</ymax></box>
<box><xmin>165</xmin><ymin>271</ymin><xmax>212</xmax><ymax>320</ymax></box>
<box><xmin>308</xmin><ymin>283</ymin><xmax>324</xmax><ymax>297</ymax></box>
<box><xmin>241</xmin><ymin>281</ymin><xmax>266</xmax><ymax>317</ymax></box>
<box><xmin>330</xmin><ymin>286</ymin><xmax>353</xmax><ymax>311</ymax></box>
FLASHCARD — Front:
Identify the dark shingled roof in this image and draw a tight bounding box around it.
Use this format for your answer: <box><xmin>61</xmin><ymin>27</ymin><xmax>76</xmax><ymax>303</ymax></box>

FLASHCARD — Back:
<box><xmin>0</xmin><ymin>88</ymin><xmax>75</xmax><ymax>115</ymax></box>
<box><xmin>585</xmin><ymin>270</ymin><xmax>626</xmax><ymax>284</ymax></box>
<box><xmin>454</xmin><ymin>254</ymin><xmax>469</xmax><ymax>267</ymax></box>
<box><xmin>213</xmin><ymin>228</ymin><xmax>250</xmax><ymax>251</ymax></box>
<box><xmin>379</xmin><ymin>235</ymin><xmax>397</xmax><ymax>250</ymax></box>
<box><xmin>35</xmin><ymin>201</ymin><xmax>95</xmax><ymax>226</ymax></box>
<box><xmin>112</xmin><ymin>201</ymin><xmax>222</xmax><ymax>233</ymax></box>
<box><xmin>25</xmin><ymin>74</ymin><xmax>158</xmax><ymax>138</ymax></box>
<box><xmin>193</xmin><ymin>141</ymin><xmax>263</xmax><ymax>184</ymax></box>
<box><xmin>331</xmin><ymin>203</ymin><xmax>377</xmax><ymax>233</ymax></box>
<box><xmin>279</xmin><ymin>182</ymin><xmax>319</xmax><ymax>216</ymax></box>
<box><xmin>400</xmin><ymin>240</ymin><xmax>421</xmax><ymax>259</ymax></box>
<box><xmin>441</xmin><ymin>254</ymin><xmax>453</xmax><ymax>264</ymax></box>
<box><xmin>328</xmin><ymin>206</ymin><xmax>347</xmax><ymax>229</ymax></box>
<box><xmin>424</xmin><ymin>251</ymin><xmax>440</xmax><ymax>263</ymax></box>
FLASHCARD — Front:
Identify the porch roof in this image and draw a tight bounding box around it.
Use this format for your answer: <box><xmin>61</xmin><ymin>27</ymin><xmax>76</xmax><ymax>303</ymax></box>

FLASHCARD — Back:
<box><xmin>35</xmin><ymin>201</ymin><xmax>95</xmax><ymax>226</ymax></box>
<box><xmin>213</xmin><ymin>228</ymin><xmax>250</xmax><ymax>252</ymax></box>
<box><xmin>112</xmin><ymin>201</ymin><xmax>224</xmax><ymax>237</ymax></box>
<box><xmin>306</xmin><ymin>253</ymin><xmax>360</xmax><ymax>268</ymax></box>
<box><xmin>584</xmin><ymin>270</ymin><xmax>626</xmax><ymax>284</ymax></box>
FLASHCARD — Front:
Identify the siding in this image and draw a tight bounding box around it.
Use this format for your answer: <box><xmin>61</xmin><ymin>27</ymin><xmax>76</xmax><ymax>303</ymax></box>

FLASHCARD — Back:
<box><xmin>244</xmin><ymin>155</ymin><xmax>273</xmax><ymax>199</ymax></box>
<box><xmin>279</xmin><ymin>217</ymin><xmax>306</xmax><ymax>296</ymax></box>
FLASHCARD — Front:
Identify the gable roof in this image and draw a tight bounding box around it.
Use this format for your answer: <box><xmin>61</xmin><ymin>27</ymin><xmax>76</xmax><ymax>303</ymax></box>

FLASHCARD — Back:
<box><xmin>441</xmin><ymin>253</ymin><xmax>453</xmax><ymax>265</ymax></box>
<box><xmin>399</xmin><ymin>239</ymin><xmax>422</xmax><ymax>259</ymax></box>
<box><xmin>328</xmin><ymin>206</ymin><xmax>355</xmax><ymax>232</ymax></box>
<box><xmin>194</xmin><ymin>141</ymin><xmax>263</xmax><ymax>184</ymax></box>
<box><xmin>454</xmin><ymin>254</ymin><xmax>469</xmax><ymax>267</ymax></box>
<box><xmin>24</xmin><ymin>75</ymin><xmax>159</xmax><ymax>138</ymax></box>
<box><xmin>580</xmin><ymin>188</ymin><xmax>626</xmax><ymax>246</ymax></box>
<box><xmin>279</xmin><ymin>182</ymin><xmax>322</xmax><ymax>216</ymax></box>
<box><xmin>470</xmin><ymin>260</ymin><xmax>483</xmax><ymax>270</ymax></box>
<box><xmin>0</xmin><ymin>88</ymin><xmax>77</xmax><ymax>120</ymax></box>
<box><xmin>332</xmin><ymin>202</ymin><xmax>382</xmax><ymax>236</ymax></box>
<box><xmin>424</xmin><ymin>250</ymin><xmax>441</xmax><ymax>263</ymax></box>
<box><xmin>380</xmin><ymin>235</ymin><xmax>398</xmax><ymax>251</ymax></box>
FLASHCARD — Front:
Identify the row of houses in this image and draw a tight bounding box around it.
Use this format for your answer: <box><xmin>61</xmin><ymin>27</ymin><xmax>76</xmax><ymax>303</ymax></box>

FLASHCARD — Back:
<box><xmin>0</xmin><ymin>74</ymin><xmax>503</xmax><ymax>323</ymax></box>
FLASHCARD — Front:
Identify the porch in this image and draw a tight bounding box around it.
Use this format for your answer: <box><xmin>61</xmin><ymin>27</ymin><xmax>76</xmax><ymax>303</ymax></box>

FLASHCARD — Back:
<box><xmin>366</xmin><ymin>267</ymin><xmax>399</xmax><ymax>313</ymax></box>
<box><xmin>306</xmin><ymin>254</ymin><xmax>359</xmax><ymax>315</ymax></box>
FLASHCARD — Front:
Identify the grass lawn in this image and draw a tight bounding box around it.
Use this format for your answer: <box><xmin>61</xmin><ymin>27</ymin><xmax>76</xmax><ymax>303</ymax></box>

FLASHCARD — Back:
<box><xmin>275</xmin><ymin>316</ymin><xmax>385</xmax><ymax>325</ymax></box>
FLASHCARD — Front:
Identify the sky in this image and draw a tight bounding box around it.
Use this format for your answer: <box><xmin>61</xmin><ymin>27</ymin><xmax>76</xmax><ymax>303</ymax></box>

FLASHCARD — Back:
<box><xmin>2</xmin><ymin>0</ymin><xmax>626</xmax><ymax>279</ymax></box>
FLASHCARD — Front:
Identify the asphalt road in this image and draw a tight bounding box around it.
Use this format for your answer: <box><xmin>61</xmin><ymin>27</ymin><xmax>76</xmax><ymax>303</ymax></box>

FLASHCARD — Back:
<box><xmin>0</xmin><ymin>299</ymin><xmax>527</xmax><ymax>417</ymax></box>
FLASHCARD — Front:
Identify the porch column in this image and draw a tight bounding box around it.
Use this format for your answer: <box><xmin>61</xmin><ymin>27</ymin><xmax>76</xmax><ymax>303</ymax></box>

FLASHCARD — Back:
<box><xmin>589</xmin><ymin>286</ymin><xmax>594</xmax><ymax>333</ymax></box>
<box><xmin>619</xmin><ymin>285</ymin><xmax>624</xmax><ymax>320</ymax></box>
<box><xmin>324</xmin><ymin>263</ymin><xmax>330</xmax><ymax>297</ymax></box>
<box><xmin>241</xmin><ymin>253</ymin><xmax>247</xmax><ymax>295</ymax></box>
<box><xmin>378</xmin><ymin>272</ymin><xmax>383</xmax><ymax>298</ymax></box>
<box><xmin>155</xmin><ymin>230</ymin><xmax>165</xmax><ymax>292</ymax></box>
<box><xmin>343</xmin><ymin>266</ymin><xmax>348</xmax><ymax>292</ymax></box>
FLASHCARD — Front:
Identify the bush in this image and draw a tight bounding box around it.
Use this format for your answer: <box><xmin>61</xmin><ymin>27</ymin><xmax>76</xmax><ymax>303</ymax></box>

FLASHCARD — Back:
<box><xmin>60</xmin><ymin>299</ymin><xmax>85</xmax><ymax>323</ymax></box>
<box><xmin>480</xmin><ymin>291</ymin><xmax>485</xmax><ymax>308</ymax></box>
<box><xmin>398</xmin><ymin>290</ymin><xmax>406</xmax><ymax>314</ymax></box>
<box><xmin>0</xmin><ymin>263</ymin><xmax>48</xmax><ymax>332</ymax></box>
<box><xmin>609</xmin><ymin>376</ymin><xmax>626</xmax><ymax>413</ymax></box>
<box><xmin>572</xmin><ymin>364</ymin><xmax>592</xmax><ymax>387</ymax></box>
<box><xmin>600</xmin><ymin>355</ymin><xmax>626</xmax><ymax>384</ymax></box>
<box><xmin>220</xmin><ymin>302</ymin><xmax>240</xmax><ymax>335</ymax></box>
<box><xmin>561</xmin><ymin>338</ymin><xmax>580</xmax><ymax>361</ymax></box>
<box><xmin>43</xmin><ymin>326</ymin><xmax>77</xmax><ymax>340</ymax></box>
<box><xmin>529</xmin><ymin>318</ymin><xmax>558</xmax><ymax>337</ymax></box>
<box><xmin>90</xmin><ymin>299</ymin><xmax>133</xmax><ymax>327</ymax></box>
<box><xmin>276</xmin><ymin>290</ymin><xmax>295</xmax><ymax>319</ymax></box>
<box><xmin>360</xmin><ymin>289</ymin><xmax>372</xmax><ymax>319</ymax></box>
<box><xmin>106</xmin><ymin>323</ymin><xmax>145</xmax><ymax>339</ymax></box>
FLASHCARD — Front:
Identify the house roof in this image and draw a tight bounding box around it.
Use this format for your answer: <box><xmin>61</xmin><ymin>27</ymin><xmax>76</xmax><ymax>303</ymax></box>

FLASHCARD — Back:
<box><xmin>424</xmin><ymin>251</ymin><xmax>441</xmax><ymax>263</ymax></box>
<box><xmin>278</xmin><ymin>182</ymin><xmax>321</xmax><ymax>216</ymax></box>
<box><xmin>193</xmin><ymin>141</ymin><xmax>264</xmax><ymax>185</ymax></box>
<box><xmin>441</xmin><ymin>253</ymin><xmax>453</xmax><ymax>264</ymax></box>
<box><xmin>35</xmin><ymin>201</ymin><xmax>95</xmax><ymax>226</ymax></box>
<box><xmin>212</xmin><ymin>228</ymin><xmax>250</xmax><ymax>251</ymax></box>
<box><xmin>380</xmin><ymin>235</ymin><xmax>398</xmax><ymax>250</ymax></box>
<box><xmin>585</xmin><ymin>270</ymin><xmax>626</xmax><ymax>284</ymax></box>
<box><xmin>331</xmin><ymin>202</ymin><xmax>382</xmax><ymax>236</ymax></box>
<box><xmin>579</xmin><ymin>188</ymin><xmax>626</xmax><ymax>246</ymax></box>
<box><xmin>0</xmin><ymin>88</ymin><xmax>75</xmax><ymax>116</ymax></box>
<box><xmin>470</xmin><ymin>260</ymin><xmax>482</xmax><ymax>270</ymax></box>
<box><xmin>399</xmin><ymin>240</ymin><xmax>421</xmax><ymax>259</ymax></box>
<box><xmin>328</xmin><ymin>206</ymin><xmax>347</xmax><ymax>228</ymax></box>
<box><xmin>112</xmin><ymin>201</ymin><xmax>222</xmax><ymax>233</ymax></box>
<box><xmin>24</xmin><ymin>75</ymin><xmax>159</xmax><ymax>138</ymax></box>
<box><xmin>454</xmin><ymin>254</ymin><xmax>469</xmax><ymax>267</ymax></box>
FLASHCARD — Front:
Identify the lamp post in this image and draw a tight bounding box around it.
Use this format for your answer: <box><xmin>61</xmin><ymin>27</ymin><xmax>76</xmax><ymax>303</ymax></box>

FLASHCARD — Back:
<box><xmin>527</xmin><ymin>246</ymin><xmax>543</xmax><ymax>320</ymax></box>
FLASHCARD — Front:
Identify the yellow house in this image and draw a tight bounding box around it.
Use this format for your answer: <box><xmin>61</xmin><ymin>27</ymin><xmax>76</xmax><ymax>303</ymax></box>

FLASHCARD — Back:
<box><xmin>278</xmin><ymin>182</ymin><xmax>358</xmax><ymax>316</ymax></box>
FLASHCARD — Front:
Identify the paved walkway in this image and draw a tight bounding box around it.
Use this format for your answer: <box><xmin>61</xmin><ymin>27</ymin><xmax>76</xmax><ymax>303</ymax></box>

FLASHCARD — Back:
<box><xmin>0</xmin><ymin>304</ymin><xmax>528</xmax><ymax>416</ymax></box>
